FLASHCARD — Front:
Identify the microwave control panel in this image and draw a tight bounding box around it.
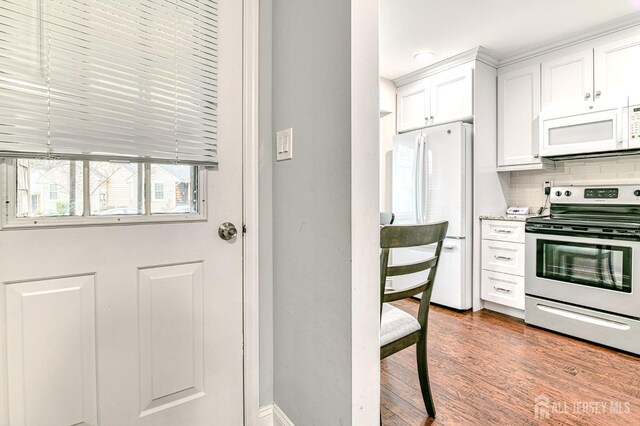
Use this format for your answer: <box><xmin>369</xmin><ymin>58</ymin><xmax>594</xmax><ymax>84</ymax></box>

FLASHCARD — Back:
<box><xmin>631</xmin><ymin>105</ymin><xmax>640</xmax><ymax>139</ymax></box>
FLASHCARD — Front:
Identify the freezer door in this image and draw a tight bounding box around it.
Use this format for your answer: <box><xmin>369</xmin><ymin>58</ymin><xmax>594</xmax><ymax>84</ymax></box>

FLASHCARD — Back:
<box><xmin>422</xmin><ymin>123</ymin><xmax>467</xmax><ymax>236</ymax></box>
<box><xmin>392</xmin><ymin>129</ymin><xmax>421</xmax><ymax>224</ymax></box>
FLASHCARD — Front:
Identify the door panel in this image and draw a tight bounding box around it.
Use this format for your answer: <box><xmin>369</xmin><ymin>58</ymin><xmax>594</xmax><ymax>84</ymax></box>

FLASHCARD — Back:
<box><xmin>497</xmin><ymin>64</ymin><xmax>541</xmax><ymax>167</ymax></box>
<box><xmin>5</xmin><ymin>275</ymin><xmax>97</xmax><ymax>426</ymax></box>
<box><xmin>429</xmin><ymin>65</ymin><xmax>473</xmax><ymax>124</ymax></box>
<box><xmin>0</xmin><ymin>0</ymin><xmax>244</xmax><ymax>424</ymax></box>
<box><xmin>594</xmin><ymin>34</ymin><xmax>640</xmax><ymax>105</ymax></box>
<box><xmin>397</xmin><ymin>80</ymin><xmax>429</xmax><ymax>133</ymax></box>
<box><xmin>423</xmin><ymin>124</ymin><xmax>464</xmax><ymax>236</ymax></box>
<box><xmin>541</xmin><ymin>49</ymin><xmax>593</xmax><ymax>109</ymax></box>
<box><xmin>392</xmin><ymin>130</ymin><xmax>420</xmax><ymax>224</ymax></box>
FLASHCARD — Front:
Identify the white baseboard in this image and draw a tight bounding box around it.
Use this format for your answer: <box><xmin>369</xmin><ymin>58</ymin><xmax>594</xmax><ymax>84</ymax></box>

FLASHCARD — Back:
<box><xmin>259</xmin><ymin>403</ymin><xmax>295</xmax><ymax>426</ymax></box>
<box><xmin>483</xmin><ymin>300</ymin><xmax>525</xmax><ymax>320</ymax></box>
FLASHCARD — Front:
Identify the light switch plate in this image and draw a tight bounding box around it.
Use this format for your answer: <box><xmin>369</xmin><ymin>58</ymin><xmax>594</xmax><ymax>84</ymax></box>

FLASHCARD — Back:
<box><xmin>276</xmin><ymin>128</ymin><xmax>293</xmax><ymax>161</ymax></box>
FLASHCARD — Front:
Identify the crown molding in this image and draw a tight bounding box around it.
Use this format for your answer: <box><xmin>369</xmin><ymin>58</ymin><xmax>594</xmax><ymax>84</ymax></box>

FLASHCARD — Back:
<box><xmin>499</xmin><ymin>12</ymin><xmax>640</xmax><ymax>67</ymax></box>
<box><xmin>393</xmin><ymin>46</ymin><xmax>501</xmax><ymax>87</ymax></box>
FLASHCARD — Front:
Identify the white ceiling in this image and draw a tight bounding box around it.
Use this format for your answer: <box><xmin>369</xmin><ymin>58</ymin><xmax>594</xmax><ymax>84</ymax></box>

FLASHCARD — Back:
<box><xmin>380</xmin><ymin>0</ymin><xmax>640</xmax><ymax>79</ymax></box>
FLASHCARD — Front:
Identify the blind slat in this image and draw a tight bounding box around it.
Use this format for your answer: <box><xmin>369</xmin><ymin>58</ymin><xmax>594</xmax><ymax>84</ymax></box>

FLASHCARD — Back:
<box><xmin>0</xmin><ymin>0</ymin><xmax>218</xmax><ymax>166</ymax></box>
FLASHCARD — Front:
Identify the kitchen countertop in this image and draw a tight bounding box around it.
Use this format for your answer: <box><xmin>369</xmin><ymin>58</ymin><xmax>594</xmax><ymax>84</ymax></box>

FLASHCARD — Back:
<box><xmin>479</xmin><ymin>213</ymin><xmax>547</xmax><ymax>222</ymax></box>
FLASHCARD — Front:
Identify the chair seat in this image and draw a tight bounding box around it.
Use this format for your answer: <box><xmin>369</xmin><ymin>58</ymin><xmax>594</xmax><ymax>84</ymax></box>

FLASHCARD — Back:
<box><xmin>380</xmin><ymin>303</ymin><xmax>421</xmax><ymax>347</ymax></box>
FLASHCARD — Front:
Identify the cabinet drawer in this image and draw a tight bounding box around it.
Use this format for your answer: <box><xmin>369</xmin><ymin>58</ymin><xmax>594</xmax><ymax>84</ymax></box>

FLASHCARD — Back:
<box><xmin>482</xmin><ymin>270</ymin><xmax>525</xmax><ymax>309</ymax></box>
<box><xmin>482</xmin><ymin>220</ymin><xmax>525</xmax><ymax>243</ymax></box>
<box><xmin>481</xmin><ymin>239</ymin><xmax>525</xmax><ymax>275</ymax></box>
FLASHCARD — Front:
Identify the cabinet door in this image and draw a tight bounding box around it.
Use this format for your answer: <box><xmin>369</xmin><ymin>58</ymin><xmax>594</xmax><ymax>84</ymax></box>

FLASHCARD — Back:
<box><xmin>396</xmin><ymin>79</ymin><xmax>430</xmax><ymax>133</ymax></box>
<box><xmin>594</xmin><ymin>34</ymin><xmax>640</xmax><ymax>105</ymax></box>
<box><xmin>497</xmin><ymin>64</ymin><xmax>541</xmax><ymax>167</ymax></box>
<box><xmin>542</xmin><ymin>49</ymin><xmax>594</xmax><ymax>109</ymax></box>
<box><xmin>429</xmin><ymin>65</ymin><xmax>473</xmax><ymax>124</ymax></box>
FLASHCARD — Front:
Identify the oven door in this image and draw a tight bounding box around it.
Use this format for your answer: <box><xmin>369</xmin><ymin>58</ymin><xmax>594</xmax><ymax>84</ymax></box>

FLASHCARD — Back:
<box><xmin>525</xmin><ymin>231</ymin><xmax>640</xmax><ymax>318</ymax></box>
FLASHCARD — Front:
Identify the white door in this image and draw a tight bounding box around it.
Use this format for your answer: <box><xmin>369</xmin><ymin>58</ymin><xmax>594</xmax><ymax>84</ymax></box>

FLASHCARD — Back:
<box><xmin>497</xmin><ymin>64</ymin><xmax>542</xmax><ymax>167</ymax></box>
<box><xmin>594</xmin><ymin>33</ymin><xmax>640</xmax><ymax>105</ymax></box>
<box><xmin>422</xmin><ymin>123</ymin><xmax>466</xmax><ymax>237</ymax></box>
<box><xmin>0</xmin><ymin>1</ymin><xmax>245</xmax><ymax>425</ymax></box>
<box><xmin>396</xmin><ymin>79</ymin><xmax>430</xmax><ymax>133</ymax></box>
<box><xmin>541</xmin><ymin>49</ymin><xmax>594</xmax><ymax>109</ymax></box>
<box><xmin>429</xmin><ymin>65</ymin><xmax>473</xmax><ymax>125</ymax></box>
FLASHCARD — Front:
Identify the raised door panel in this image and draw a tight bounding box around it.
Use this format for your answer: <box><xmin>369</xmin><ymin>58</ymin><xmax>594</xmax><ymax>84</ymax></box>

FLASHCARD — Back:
<box><xmin>4</xmin><ymin>275</ymin><xmax>97</xmax><ymax>426</ymax></box>
<box><xmin>430</xmin><ymin>65</ymin><xmax>473</xmax><ymax>124</ymax></box>
<box><xmin>594</xmin><ymin>34</ymin><xmax>640</xmax><ymax>105</ymax></box>
<box><xmin>139</xmin><ymin>262</ymin><xmax>204</xmax><ymax>416</ymax></box>
<box><xmin>542</xmin><ymin>49</ymin><xmax>594</xmax><ymax>109</ymax></box>
<box><xmin>497</xmin><ymin>64</ymin><xmax>541</xmax><ymax>167</ymax></box>
<box><xmin>397</xmin><ymin>79</ymin><xmax>429</xmax><ymax>133</ymax></box>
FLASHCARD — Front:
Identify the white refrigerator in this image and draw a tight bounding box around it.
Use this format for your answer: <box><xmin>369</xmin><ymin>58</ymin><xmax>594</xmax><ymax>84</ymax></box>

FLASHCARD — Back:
<box><xmin>391</xmin><ymin>122</ymin><xmax>473</xmax><ymax>310</ymax></box>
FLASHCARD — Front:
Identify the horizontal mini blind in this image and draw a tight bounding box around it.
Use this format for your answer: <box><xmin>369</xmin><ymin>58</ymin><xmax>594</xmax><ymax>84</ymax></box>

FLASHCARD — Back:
<box><xmin>0</xmin><ymin>0</ymin><xmax>218</xmax><ymax>166</ymax></box>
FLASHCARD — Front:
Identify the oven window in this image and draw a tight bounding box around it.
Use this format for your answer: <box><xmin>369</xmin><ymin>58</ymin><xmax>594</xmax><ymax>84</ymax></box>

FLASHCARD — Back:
<box><xmin>536</xmin><ymin>240</ymin><xmax>631</xmax><ymax>293</ymax></box>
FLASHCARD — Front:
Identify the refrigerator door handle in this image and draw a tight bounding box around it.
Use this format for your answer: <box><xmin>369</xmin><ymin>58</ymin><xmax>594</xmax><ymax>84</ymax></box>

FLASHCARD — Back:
<box><xmin>422</xmin><ymin>136</ymin><xmax>429</xmax><ymax>223</ymax></box>
<box><xmin>414</xmin><ymin>135</ymin><xmax>424</xmax><ymax>223</ymax></box>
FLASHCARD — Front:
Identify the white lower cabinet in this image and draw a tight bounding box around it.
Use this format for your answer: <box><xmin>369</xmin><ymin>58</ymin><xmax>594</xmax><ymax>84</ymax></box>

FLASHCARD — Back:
<box><xmin>481</xmin><ymin>220</ymin><xmax>526</xmax><ymax>310</ymax></box>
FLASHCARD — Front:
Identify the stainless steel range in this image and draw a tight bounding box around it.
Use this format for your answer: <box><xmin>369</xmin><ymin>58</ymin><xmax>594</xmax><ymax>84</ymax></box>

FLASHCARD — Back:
<box><xmin>525</xmin><ymin>184</ymin><xmax>640</xmax><ymax>354</ymax></box>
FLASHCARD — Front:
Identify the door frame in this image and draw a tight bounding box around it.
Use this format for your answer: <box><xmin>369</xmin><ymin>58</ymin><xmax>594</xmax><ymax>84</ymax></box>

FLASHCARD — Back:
<box><xmin>242</xmin><ymin>0</ymin><xmax>261</xmax><ymax>425</ymax></box>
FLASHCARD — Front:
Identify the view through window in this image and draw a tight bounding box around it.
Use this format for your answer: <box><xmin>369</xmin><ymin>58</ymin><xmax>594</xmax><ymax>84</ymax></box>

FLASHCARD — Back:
<box><xmin>15</xmin><ymin>159</ymin><xmax>198</xmax><ymax>219</ymax></box>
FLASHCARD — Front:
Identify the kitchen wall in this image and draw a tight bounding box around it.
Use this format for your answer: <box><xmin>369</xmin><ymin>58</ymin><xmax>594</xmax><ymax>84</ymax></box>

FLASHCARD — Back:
<box><xmin>509</xmin><ymin>154</ymin><xmax>640</xmax><ymax>209</ymax></box>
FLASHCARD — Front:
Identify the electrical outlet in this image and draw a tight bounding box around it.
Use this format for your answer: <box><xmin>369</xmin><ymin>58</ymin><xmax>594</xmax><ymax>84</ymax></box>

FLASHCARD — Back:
<box><xmin>543</xmin><ymin>181</ymin><xmax>553</xmax><ymax>195</ymax></box>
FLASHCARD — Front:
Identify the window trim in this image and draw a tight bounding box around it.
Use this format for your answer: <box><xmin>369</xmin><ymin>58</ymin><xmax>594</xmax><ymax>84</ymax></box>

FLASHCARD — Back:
<box><xmin>0</xmin><ymin>159</ymin><xmax>207</xmax><ymax>230</ymax></box>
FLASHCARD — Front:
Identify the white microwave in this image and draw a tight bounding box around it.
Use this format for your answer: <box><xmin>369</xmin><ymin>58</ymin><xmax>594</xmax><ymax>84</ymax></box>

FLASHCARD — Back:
<box><xmin>539</xmin><ymin>101</ymin><xmax>640</xmax><ymax>157</ymax></box>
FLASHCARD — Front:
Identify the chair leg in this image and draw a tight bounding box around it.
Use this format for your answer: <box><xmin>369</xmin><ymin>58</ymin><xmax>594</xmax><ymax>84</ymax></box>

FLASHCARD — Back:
<box><xmin>416</xmin><ymin>338</ymin><xmax>436</xmax><ymax>418</ymax></box>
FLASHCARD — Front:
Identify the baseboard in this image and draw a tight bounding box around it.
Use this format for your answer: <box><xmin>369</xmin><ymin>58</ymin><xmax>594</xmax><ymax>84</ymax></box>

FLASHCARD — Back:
<box><xmin>483</xmin><ymin>300</ymin><xmax>525</xmax><ymax>320</ymax></box>
<box><xmin>259</xmin><ymin>403</ymin><xmax>295</xmax><ymax>426</ymax></box>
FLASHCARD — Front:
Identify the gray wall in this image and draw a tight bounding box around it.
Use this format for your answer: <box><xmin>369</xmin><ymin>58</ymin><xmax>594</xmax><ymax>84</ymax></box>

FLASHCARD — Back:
<box><xmin>272</xmin><ymin>0</ymin><xmax>354</xmax><ymax>424</ymax></box>
<box><xmin>259</xmin><ymin>0</ymin><xmax>274</xmax><ymax>406</ymax></box>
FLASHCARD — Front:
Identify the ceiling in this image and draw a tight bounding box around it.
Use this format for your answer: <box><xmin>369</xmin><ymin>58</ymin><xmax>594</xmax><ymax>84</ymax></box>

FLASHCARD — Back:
<box><xmin>380</xmin><ymin>0</ymin><xmax>640</xmax><ymax>80</ymax></box>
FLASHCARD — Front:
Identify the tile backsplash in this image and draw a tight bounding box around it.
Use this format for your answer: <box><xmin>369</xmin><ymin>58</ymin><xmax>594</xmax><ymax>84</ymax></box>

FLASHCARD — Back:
<box><xmin>509</xmin><ymin>155</ymin><xmax>640</xmax><ymax>210</ymax></box>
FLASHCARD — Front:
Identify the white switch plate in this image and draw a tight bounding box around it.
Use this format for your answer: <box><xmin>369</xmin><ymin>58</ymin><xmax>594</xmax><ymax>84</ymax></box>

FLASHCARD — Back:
<box><xmin>276</xmin><ymin>128</ymin><xmax>293</xmax><ymax>161</ymax></box>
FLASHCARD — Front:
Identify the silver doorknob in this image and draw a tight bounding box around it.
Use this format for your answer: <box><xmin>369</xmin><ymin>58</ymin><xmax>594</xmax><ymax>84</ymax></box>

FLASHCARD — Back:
<box><xmin>218</xmin><ymin>222</ymin><xmax>238</xmax><ymax>240</ymax></box>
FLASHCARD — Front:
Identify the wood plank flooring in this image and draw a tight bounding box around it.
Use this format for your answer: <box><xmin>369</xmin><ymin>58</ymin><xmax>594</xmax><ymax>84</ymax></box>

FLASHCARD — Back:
<box><xmin>381</xmin><ymin>299</ymin><xmax>640</xmax><ymax>425</ymax></box>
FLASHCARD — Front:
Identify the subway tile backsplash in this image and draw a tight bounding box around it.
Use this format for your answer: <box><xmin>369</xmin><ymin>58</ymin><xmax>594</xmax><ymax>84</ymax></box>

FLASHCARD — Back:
<box><xmin>509</xmin><ymin>155</ymin><xmax>640</xmax><ymax>209</ymax></box>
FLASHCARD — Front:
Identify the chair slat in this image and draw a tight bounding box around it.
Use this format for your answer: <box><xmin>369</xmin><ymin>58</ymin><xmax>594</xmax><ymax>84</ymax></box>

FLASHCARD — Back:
<box><xmin>383</xmin><ymin>280</ymin><xmax>431</xmax><ymax>302</ymax></box>
<box><xmin>386</xmin><ymin>256</ymin><xmax>437</xmax><ymax>277</ymax></box>
<box><xmin>380</xmin><ymin>221</ymin><xmax>448</xmax><ymax>249</ymax></box>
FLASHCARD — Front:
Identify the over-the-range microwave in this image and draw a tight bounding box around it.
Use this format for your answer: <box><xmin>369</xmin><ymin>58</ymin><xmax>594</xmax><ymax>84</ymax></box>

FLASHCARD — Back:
<box><xmin>539</xmin><ymin>98</ymin><xmax>640</xmax><ymax>158</ymax></box>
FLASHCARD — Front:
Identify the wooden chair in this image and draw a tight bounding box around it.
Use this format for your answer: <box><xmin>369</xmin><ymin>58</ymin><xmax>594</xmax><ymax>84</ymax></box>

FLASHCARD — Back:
<box><xmin>380</xmin><ymin>221</ymin><xmax>448</xmax><ymax>419</ymax></box>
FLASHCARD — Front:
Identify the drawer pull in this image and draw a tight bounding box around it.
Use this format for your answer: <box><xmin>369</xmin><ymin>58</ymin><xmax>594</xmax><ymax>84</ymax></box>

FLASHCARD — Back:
<box><xmin>494</xmin><ymin>287</ymin><xmax>512</xmax><ymax>294</ymax></box>
<box><xmin>494</xmin><ymin>255</ymin><xmax>512</xmax><ymax>261</ymax></box>
<box><xmin>495</xmin><ymin>229</ymin><xmax>513</xmax><ymax>234</ymax></box>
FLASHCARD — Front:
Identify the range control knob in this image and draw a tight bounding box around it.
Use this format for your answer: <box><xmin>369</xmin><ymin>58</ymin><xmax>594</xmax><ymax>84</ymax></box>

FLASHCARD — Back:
<box><xmin>555</xmin><ymin>191</ymin><xmax>562</xmax><ymax>197</ymax></box>
<box><xmin>635</xmin><ymin>190</ymin><xmax>640</xmax><ymax>197</ymax></box>
<box><xmin>565</xmin><ymin>190</ymin><xmax>572</xmax><ymax>196</ymax></box>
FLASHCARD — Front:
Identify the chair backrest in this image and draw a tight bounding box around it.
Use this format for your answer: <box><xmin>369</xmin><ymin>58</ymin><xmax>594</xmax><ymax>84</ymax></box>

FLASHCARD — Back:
<box><xmin>379</xmin><ymin>221</ymin><xmax>448</xmax><ymax>321</ymax></box>
<box><xmin>379</xmin><ymin>212</ymin><xmax>395</xmax><ymax>225</ymax></box>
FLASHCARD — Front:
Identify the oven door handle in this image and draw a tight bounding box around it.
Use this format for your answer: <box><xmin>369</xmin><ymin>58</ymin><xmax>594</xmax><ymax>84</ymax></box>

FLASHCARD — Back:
<box><xmin>536</xmin><ymin>304</ymin><xmax>631</xmax><ymax>330</ymax></box>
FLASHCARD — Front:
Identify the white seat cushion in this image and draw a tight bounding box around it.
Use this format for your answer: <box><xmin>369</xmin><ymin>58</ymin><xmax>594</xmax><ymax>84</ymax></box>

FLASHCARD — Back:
<box><xmin>380</xmin><ymin>304</ymin><xmax>421</xmax><ymax>347</ymax></box>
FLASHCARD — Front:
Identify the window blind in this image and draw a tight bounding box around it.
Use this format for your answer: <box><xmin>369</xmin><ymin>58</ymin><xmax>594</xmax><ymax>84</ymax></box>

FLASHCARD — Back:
<box><xmin>0</xmin><ymin>0</ymin><xmax>218</xmax><ymax>166</ymax></box>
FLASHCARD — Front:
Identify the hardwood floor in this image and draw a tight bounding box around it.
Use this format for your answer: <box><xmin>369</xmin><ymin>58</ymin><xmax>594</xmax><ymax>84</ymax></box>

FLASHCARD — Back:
<box><xmin>381</xmin><ymin>299</ymin><xmax>640</xmax><ymax>425</ymax></box>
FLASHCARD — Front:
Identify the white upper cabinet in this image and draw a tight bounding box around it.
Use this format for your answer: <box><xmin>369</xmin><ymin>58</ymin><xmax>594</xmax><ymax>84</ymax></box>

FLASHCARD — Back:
<box><xmin>396</xmin><ymin>64</ymin><xmax>473</xmax><ymax>133</ymax></box>
<box><xmin>430</xmin><ymin>66</ymin><xmax>473</xmax><ymax>125</ymax></box>
<box><xmin>542</xmin><ymin>49</ymin><xmax>594</xmax><ymax>109</ymax></box>
<box><xmin>594</xmin><ymin>34</ymin><xmax>640</xmax><ymax>105</ymax></box>
<box><xmin>396</xmin><ymin>79</ymin><xmax>430</xmax><ymax>132</ymax></box>
<box><xmin>497</xmin><ymin>64</ymin><xmax>542</xmax><ymax>169</ymax></box>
